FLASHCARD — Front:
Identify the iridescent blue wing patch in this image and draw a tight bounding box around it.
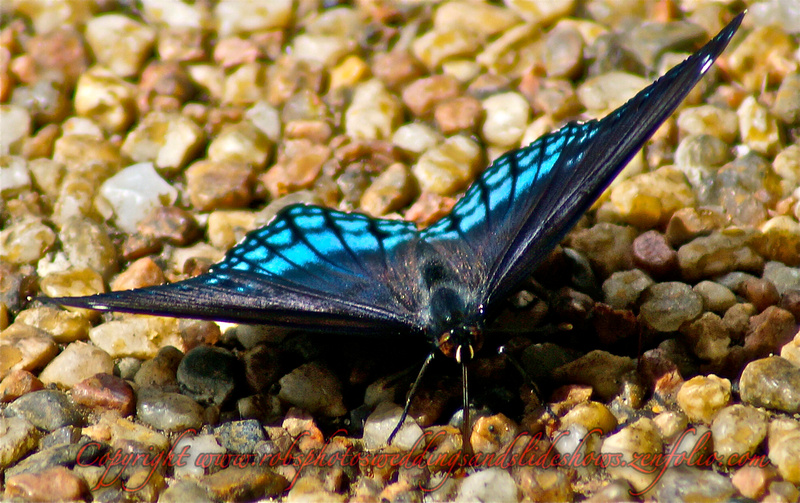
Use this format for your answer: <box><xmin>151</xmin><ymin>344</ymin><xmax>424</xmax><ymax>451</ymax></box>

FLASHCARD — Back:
<box><xmin>423</xmin><ymin>12</ymin><xmax>743</xmax><ymax>306</ymax></box>
<box><xmin>50</xmin><ymin>205</ymin><xmax>424</xmax><ymax>333</ymax></box>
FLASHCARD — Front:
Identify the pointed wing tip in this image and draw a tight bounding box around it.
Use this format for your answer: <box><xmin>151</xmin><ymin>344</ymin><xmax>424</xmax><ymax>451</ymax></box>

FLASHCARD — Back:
<box><xmin>38</xmin><ymin>294</ymin><xmax>111</xmax><ymax>311</ymax></box>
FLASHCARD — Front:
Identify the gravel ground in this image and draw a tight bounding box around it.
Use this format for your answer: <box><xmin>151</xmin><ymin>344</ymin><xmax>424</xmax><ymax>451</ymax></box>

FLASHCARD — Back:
<box><xmin>1</xmin><ymin>0</ymin><xmax>800</xmax><ymax>501</ymax></box>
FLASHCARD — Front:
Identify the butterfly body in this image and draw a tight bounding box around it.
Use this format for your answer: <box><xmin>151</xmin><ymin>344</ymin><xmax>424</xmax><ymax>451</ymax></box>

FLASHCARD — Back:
<box><xmin>47</xmin><ymin>12</ymin><xmax>745</xmax><ymax>445</ymax></box>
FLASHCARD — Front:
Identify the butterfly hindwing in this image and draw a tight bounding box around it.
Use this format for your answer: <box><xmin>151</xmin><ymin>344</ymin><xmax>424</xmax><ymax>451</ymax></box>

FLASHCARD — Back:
<box><xmin>49</xmin><ymin>204</ymin><xmax>424</xmax><ymax>333</ymax></box>
<box><xmin>423</xmin><ymin>12</ymin><xmax>743</xmax><ymax>305</ymax></box>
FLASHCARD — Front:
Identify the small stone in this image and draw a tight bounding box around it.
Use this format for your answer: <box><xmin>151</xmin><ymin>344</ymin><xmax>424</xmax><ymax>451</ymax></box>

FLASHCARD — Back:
<box><xmin>412</xmin><ymin>134</ymin><xmax>481</xmax><ymax>195</ymax></box>
<box><xmin>665</xmin><ymin>207</ymin><xmax>726</xmax><ymax>247</ymax></box>
<box><xmin>4</xmin><ymin>466</ymin><xmax>87</xmax><ymax>502</ymax></box>
<box><xmin>631</xmin><ymin>230</ymin><xmax>678</xmax><ymax>278</ymax></box>
<box><xmin>177</xmin><ymin>345</ymin><xmax>238</xmax><ymax>406</ymax></box>
<box><xmin>610</xmin><ymin>166</ymin><xmax>696</xmax><ymax>228</ymax></box>
<box><xmin>514</xmin><ymin>466</ymin><xmax>573</xmax><ymax>502</ymax></box>
<box><xmin>214</xmin><ymin>0</ymin><xmax>292</xmax><ymax>36</ymax></box>
<box><xmin>363</xmin><ymin>402</ymin><xmax>423</xmax><ymax>451</ymax></box>
<box><xmin>434</xmin><ymin>1</ymin><xmax>520</xmax><ymax>36</ymax></box>
<box><xmin>0</xmin><ymin>324</ymin><xmax>59</xmax><ymax>379</ymax></box>
<box><xmin>88</xmin><ymin>316</ymin><xmax>182</xmax><ymax>359</ymax></box>
<box><xmin>134</xmin><ymin>346</ymin><xmax>182</xmax><ymax>389</ymax></box>
<box><xmin>207</xmin><ymin>120</ymin><xmax>272</xmax><ymax>167</ymax></box>
<box><xmin>456</xmin><ymin>468</ymin><xmax>518</xmax><ymax>503</ymax></box>
<box><xmin>781</xmin><ymin>331</ymin><xmax>800</xmax><ymax>367</ymax></box>
<box><xmin>360</xmin><ymin>163</ymin><xmax>416</xmax><ymax>217</ymax></box>
<box><xmin>72</xmin><ymin>373</ymin><xmax>134</xmax><ymax>416</ymax></box>
<box><xmin>38</xmin><ymin>341</ymin><xmax>114</xmax><ymax>389</ymax></box>
<box><xmin>371</xmin><ymin>51</ymin><xmax>423</xmax><ymax>90</ymax></box>
<box><xmin>728</xmin><ymin>25</ymin><xmax>795</xmax><ymax>93</ymax></box>
<box><xmin>763</xmin><ymin>261</ymin><xmax>800</xmax><ymax>296</ymax></box>
<box><xmin>740</xmin><ymin>357</ymin><xmax>800</xmax><ymax>414</ymax></box>
<box><xmin>601</xmin><ymin>269</ymin><xmax>654</xmax><ymax>309</ymax></box>
<box><xmin>137</xmin><ymin>206</ymin><xmax>200</xmax><ymax>247</ymax></box>
<box><xmin>111</xmin><ymin>257</ymin><xmax>166</xmax><ymax>292</ymax></box>
<box><xmin>121</xmin><ymin>111</ymin><xmax>204</xmax><ymax>173</ymax></box>
<box><xmin>569</xmin><ymin>223</ymin><xmax>636</xmax><ymax>278</ymax></box>
<box><xmin>0</xmin><ymin>416</ymin><xmax>39</xmax><ymax>470</ymax></box>
<box><xmin>731</xmin><ymin>465</ymin><xmax>776</xmax><ymax>500</ymax></box>
<box><xmin>601</xmin><ymin>418</ymin><xmax>662</xmax><ymax>493</ymax></box>
<box><xmin>674</xmin><ymin>134</ymin><xmax>731</xmax><ymax>188</ymax></box>
<box><xmin>85</xmin><ymin>14</ymin><xmax>155</xmax><ymax>77</ymax></box>
<box><xmin>329</xmin><ymin>55</ymin><xmax>369</xmax><ymax>90</ymax></box>
<box><xmin>136</xmin><ymin>388</ymin><xmax>204</xmax><ymax>432</ymax></box>
<box><xmin>722</xmin><ymin>303</ymin><xmax>757</xmax><ymax>340</ymax></box>
<box><xmin>680</xmin><ymin>312</ymin><xmax>731</xmax><ymax>362</ymax></box>
<box><xmin>391</xmin><ymin>123</ymin><xmax>443</xmax><ymax>154</ymax></box>
<box><xmin>744</xmin><ymin>306</ymin><xmax>797</xmax><ymax>359</ymax></box>
<box><xmin>1</xmin><ymin>157</ymin><xmax>31</xmax><ymax>200</ymax></box>
<box><xmin>560</xmin><ymin>401</ymin><xmax>617</xmax><ymax>435</ymax></box>
<box><xmin>737</xmin><ymin>96</ymin><xmax>781</xmax><ymax>156</ymax></box>
<box><xmin>207</xmin><ymin>210</ymin><xmax>258</xmax><ymax>250</ymax></box>
<box><xmin>7</xmin><ymin>390</ymin><xmax>80</xmax><ymax>431</ymax></box>
<box><xmin>0</xmin><ymin>216</ymin><xmax>56</xmax><ymax>265</ymax></box>
<box><xmin>58</xmin><ymin>216</ymin><xmax>118</xmax><ymax>281</ymax></box>
<box><xmin>201</xmin><ymin>466</ymin><xmax>289</xmax><ymax>501</ymax></box>
<box><xmin>543</xmin><ymin>22</ymin><xmax>584</xmax><ymax>78</ymax></box>
<box><xmin>345</xmin><ymin>79</ymin><xmax>402</xmax><ymax>140</ymax></box>
<box><xmin>434</xmin><ymin>96</ymin><xmax>482</xmax><ymax>135</ymax></box>
<box><xmin>14</xmin><ymin>306</ymin><xmax>91</xmax><ymax>344</ymax></box>
<box><xmin>505</xmin><ymin>0</ymin><xmax>575</xmax><ymax>26</ymax></box>
<box><xmin>768</xmin><ymin>417</ymin><xmax>800</xmax><ymax>484</ymax></box>
<box><xmin>159</xmin><ymin>480</ymin><xmax>214</xmax><ymax>503</ymax></box>
<box><xmin>471</xmin><ymin>413</ymin><xmax>519</xmax><ymax>454</ymax></box>
<box><xmin>772</xmin><ymin>73</ymin><xmax>800</xmax><ymax>125</ymax></box>
<box><xmin>640</xmin><ymin>282</ymin><xmax>703</xmax><ymax>332</ymax></box>
<box><xmin>215</xmin><ymin>419</ymin><xmax>266</xmax><ymax>454</ymax></box>
<box><xmin>186</xmin><ymin>160</ymin><xmax>255</xmax><ymax>211</ymax></box>
<box><xmin>676</xmin><ymin>375</ymin><xmax>731</xmax><ymax>423</ymax></box>
<box><xmin>172</xmin><ymin>433</ymin><xmax>225</xmax><ymax>478</ymax></box>
<box><xmin>578</xmin><ymin>71</ymin><xmax>648</xmax><ymax>114</ymax></box>
<box><xmin>550</xmin><ymin>350</ymin><xmax>636</xmax><ymax>401</ymax></box>
<box><xmin>260</xmin><ymin>140</ymin><xmax>330</xmax><ymax>198</ymax></box>
<box><xmin>0</xmin><ymin>105</ymin><xmax>32</xmax><ymax>156</ymax></box>
<box><xmin>402</xmin><ymin>75</ymin><xmax>460</xmax><ymax>117</ymax></box>
<box><xmin>481</xmin><ymin>92</ymin><xmax>530</xmax><ymax>147</ymax></box>
<box><xmin>655</xmin><ymin>466</ymin><xmax>736</xmax><ymax>502</ymax></box>
<box><xmin>740</xmin><ymin>277</ymin><xmax>781</xmax><ymax>312</ymax></box>
<box><xmin>756</xmin><ymin>216</ymin><xmax>800</xmax><ymax>267</ymax></box>
<box><xmin>0</xmin><ymin>370</ymin><xmax>43</xmax><ymax>403</ymax></box>
<box><xmin>710</xmin><ymin>404</ymin><xmax>769</xmax><ymax>468</ymax></box>
<box><xmin>677</xmin><ymin>230</ymin><xmax>764</xmax><ymax>282</ymax></box>
<box><xmin>677</xmin><ymin>105</ymin><xmax>739</xmax><ymax>143</ymax></box>
<box><xmin>278</xmin><ymin>362</ymin><xmax>346</xmax><ymax>417</ymax></box>
<box><xmin>693</xmin><ymin>281</ymin><xmax>737</xmax><ymax>314</ymax></box>
<box><xmin>412</xmin><ymin>28</ymin><xmax>480</xmax><ymax>70</ymax></box>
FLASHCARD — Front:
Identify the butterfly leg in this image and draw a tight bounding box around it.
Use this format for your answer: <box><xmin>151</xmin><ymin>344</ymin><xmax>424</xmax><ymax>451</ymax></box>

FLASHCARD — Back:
<box><xmin>387</xmin><ymin>351</ymin><xmax>436</xmax><ymax>446</ymax></box>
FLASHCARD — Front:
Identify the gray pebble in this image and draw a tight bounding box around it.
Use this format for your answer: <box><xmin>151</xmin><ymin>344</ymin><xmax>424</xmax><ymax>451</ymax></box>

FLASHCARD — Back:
<box><xmin>7</xmin><ymin>390</ymin><xmax>81</xmax><ymax>431</ymax></box>
<box><xmin>136</xmin><ymin>389</ymin><xmax>204</xmax><ymax>431</ymax></box>
<box><xmin>215</xmin><ymin>419</ymin><xmax>266</xmax><ymax>454</ymax></box>
<box><xmin>177</xmin><ymin>345</ymin><xmax>238</xmax><ymax>406</ymax></box>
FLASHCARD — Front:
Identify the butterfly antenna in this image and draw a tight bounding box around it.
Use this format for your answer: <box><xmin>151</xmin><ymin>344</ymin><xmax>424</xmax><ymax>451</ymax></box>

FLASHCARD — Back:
<box><xmin>387</xmin><ymin>351</ymin><xmax>436</xmax><ymax>446</ymax></box>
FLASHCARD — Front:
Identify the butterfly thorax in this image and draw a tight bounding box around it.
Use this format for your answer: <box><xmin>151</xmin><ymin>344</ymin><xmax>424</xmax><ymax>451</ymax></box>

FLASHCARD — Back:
<box><xmin>426</xmin><ymin>286</ymin><xmax>485</xmax><ymax>363</ymax></box>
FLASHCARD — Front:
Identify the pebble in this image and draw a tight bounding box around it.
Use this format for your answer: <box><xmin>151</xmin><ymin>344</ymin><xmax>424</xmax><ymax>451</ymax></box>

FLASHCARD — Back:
<box><xmin>172</xmin><ymin>433</ymin><xmax>225</xmax><ymax>478</ymax></box>
<box><xmin>111</xmin><ymin>257</ymin><xmax>166</xmax><ymax>292</ymax></box>
<box><xmin>72</xmin><ymin>66</ymin><xmax>137</xmax><ymax>133</ymax></box>
<box><xmin>569</xmin><ymin>223</ymin><xmax>635</xmax><ymax>278</ymax></box>
<box><xmin>360</xmin><ymin>163</ymin><xmax>416</xmax><ymax>217</ymax></box>
<box><xmin>673</xmin><ymin>134</ymin><xmax>731</xmax><ymax>188</ymax></box>
<box><xmin>37</xmin><ymin>341</ymin><xmax>114</xmax><ymax>388</ymax></box>
<box><xmin>177</xmin><ymin>345</ymin><xmax>238</xmax><ymax>406</ymax></box>
<box><xmin>737</xmin><ymin>95</ymin><xmax>781</xmax><ymax>156</ymax></box>
<box><xmin>655</xmin><ymin>466</ymin><xmax>736</xmax><ymax>502</ymax></box>
<box><xmin>577</xmin><ymin>71</ymin><xmax>648</xmax><ymax>114</ymax></box>
<box><xmin>782</xmin><ymin>331</ymin><xmax>800</xmax><ymax>367</ymax></box>
<box><xmin>345</xmin><ymin>79</ymin><xmax>402</xmax><ymax>140</ymax></box>
<box><xmin>676</xmin><ymin>105</ymin><xmax>739</xmax><ymax>143</ymax></box>
<box><xmin>677</xmin><ymin>230</ymin><xmax>764</xmax><ymax>282</ymax></box>
<box><xmin>0</xmin><ymin>416</ymin><xmax>39</xmax><ymax>470</ymax></box>
<box><xmin>14</xmin><ymin>306</ymin><xmax>91</xmax><ymax>344</ymax></box>
<box><xmin>363</xmin><ymin>402</ymin><xmax>423</xmax><ymax>451</ymax></box>
<box><xmin>7</xmin><ymin>390</ymin><xmax>80</xmax><ymax>431</ymax></box>
<box><xmin>693</xmin><ymin>281</ymin><xmax>737</xmax><ymax>314</ymax></box>
<box><xmin>631</xmin><ymin>230</ymin><xmax>678</xmax><ymax>278</ymax></box>
<box><xmin>57</xmin><ymin>216</ymin><xmax>118</xmax><ymax>281</ymax></box>
<box><xmin>767</xmin><ymin>417</ymin><xmax>800</xmax><ymax>484</ymax></box>
<box><xmin>434</xmin><ymin>1</ymin><xmax>520</xmax><ymax>36</ymax></box>
<box><xmin>185</xmin><ymin>160</ymin><xmax>255</xmax><ymax>211</ymax></box>
<box><xmin>412</xmin><ymin>134</ymin><xmax>481</xmax><ymax>195</ymax></box>
<box><xmin>85</xmin><ymin>14</ymin><xmax>155</xmax><ymax>77</ymax></box>
<box><xmin>772</xmin><ymin>73</ymin><xmax>800</xmax><ymax>125</ymax></box>
<box><xmin>640</xmin><ymin>282</ymin><xmax>703</xmax><ymax>332</ymax></box>
<box><xmin>740</xmin><ymin>277</ymin><xmax>781</xmax><ymax>312</ymax></box>
<box><xmin>722</xmin><ymin>303</ymin><xmax>757</xmax><ymax>340</ymax></box>
<box><xmin>600</xmin><ymin>418</ymin><xmax>662</xmax><ymax>493</ymax></box>
<box><xmin>412</xmin><ymin>27</ymin><xmax>480</xmax><ymax>70</ymax></box>
<box><xmin>550</xmin><ymin>350</ymin><xmax>636</xmax><ymax>401</ymax></box>
<box><xmin>159</xmin><ymin>480</ymin><xmax>215</xmax><ymax>503</ymax></box>
<box><xmin>2</xmin><ymin>325</ymin><xmax>60</xmax><ymax>377</ymax></box>
<box><xmin>0</xmin><ymin>216</ymin><xmax>56</xmax><ymax>265</ymax></box>
<box><xmin>601</xmin><ymin>269</ymin><xmax>654</xmax><ymax>309</ymax></box>
<box><xmin>402</xmin><ymin>75</ymin><xmax>460</xmax><ymax>117</ymax></box>
<box><xmin>0</xmin><ymin>370</ymin><xmax>43</xmax><ymax>403</ymax></box>
<box><xmin>391</xmin><ymin>123</ymin><xmax>443</xmax><ymax>154</ymax></box>
<box><xmin>543</xmin><ymin>22</ymin><xmax>584</xmax><ymax>79</ymax></box>
<box><xmin>88</xmin><ymin>316</ymin><xmax>182</xmax><ymax>359</ymax></box>
<box><xmin>261</xmin><ymin>140</ymin><xmax>329</xmax><ymax>198</ymax></box>
<box><xmin>731</xmin><ymin>465</ymin><xmax>776</xmax><ymax>500</ymax></box>
<box><xmin>514</xmin><ymin>466</ymin><xmax>573</xmax><ymax>501</ymax></box>
<box><xmin>757</xmin><ymin>216</ymin><xmax>800</xmax><ymax>267</ymax></box>
<box><xmin>665</xmin><ymin>207</ymin><xmax>726</xmax><ymax>247</ymax></box>
<box><xmin>481</xmin><ymin>92</ymin><xmax>530</xmax><ymax>147</ymax></box>
<box><xmin>202</xmin><ymin>466</ymin><xmax>289</xmax><ymax>501</ymax></box>
<box><xmin>206</xmin><ymin>210</ymin><xmax>257</xmax><ymax>250</ymax></box>
<box><xmin>138</xmin><ymin>206</ymin><xmax>200</xmax><ymax>247</ymax></box>
<box><xmin>278</xmin><ymin>362</ymin><xmax>346</xmax><ymax>417</ymax></box>
<box><xmin>214</xmin><ymin>0</ymin><xmax>292</xmax><ymax>36</ymax></box>
<box><xmin>610</xmin><ymin>166</ymin><xmax>696</xmax><ymax>228</ymax></box>
<box><xmin>371</xmin><ymin>51</ymin><xmax>424</xmax><ymax>90</ymax></box>
<box><xmin>1</xmin><ymin>157</ymin><xmax>31</xmax><ymax>200</ymax></box>
<box><xmin>208</xmin><ymin>121</ymin><xmax>272</xmax><ymax>167</ymax></box>
<box><xmin>134</xmin><ymin>346</ymin><xmax>182</xmax><ymax>389</ymax></box>
<box><xmin>676</xmin><ymin>375</ymin><xmax>731</xmax><ymax>423</ymax></box>
<box><xmin>434</xmin><ymin>96</ymin><xmax>482</xmax><ymax>135</ymax></box>
<box><xmin>470</xmin><ymin>413</ymin><xmax>519</xmax><ymax>454</ymax></box>
<box><xmin>72</xmin><ymin>372</ymin><xmax>135</xmax><ymax>416</ymax></box>
<box><xmin>680</xmin><ymin>312</ymin><xmax>731</xmax><ymax>361</ymax></box>
<box><xmin>136</xmin><ymin>388</ymin><xmax>204</xmax><ymax>432</ymax></box>
<box><xmin>711</xmin><ymin>404</ymin><xmax>768</xmax><ymax>468</ymax></box>
<box><xmin>0</xmin><ymin>105</ymin><xmax>32</xmax><ymax>155</ymax></box>
<box><xmin>763</xmin><ymin>261</ymin><xmax>800</xmax><ymax>295</ymax></box>
<box><xmin>559</xmin><ymin>401</ymin><xmax>617</xmax><ymax>435</ymax></box>
<box><xmin>744</xmin><ymin>306</ymin><xmax>797</xmax><ymax>359</ymax></box>
<box><xmin>456</xmin><ymin>467</ymin><xmax>519</xmax><ymax>503</ymax></box>
<box><xmin>121</xmin><ymin>111</ymin><xmax>204</xmax><ymax>173</ymax></box>
<box><xmin>740</xmin><ymin>357</ymin><xmax>800</xmax><ymax>414</ymax></box>
<box><xmin>215</xmin><ymin>419</ymin><xmax>266</xmax><ymax>454</ymax></box>
<box><xmin>4</xmin><ymin>465</ymin><xmax>88</xmax><ymax>502</ymax></box>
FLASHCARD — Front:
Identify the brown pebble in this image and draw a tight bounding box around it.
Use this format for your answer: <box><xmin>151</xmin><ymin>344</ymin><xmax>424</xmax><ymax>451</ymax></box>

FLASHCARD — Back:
<box><xmin>632</xmin><ymin>230</ymin><xmax>678</xmax><ymax>278</ymax></box>
<box><xmin>26</xmin><ymin>27</ymin><xmax>88</xmax><ymax>89</ymax></box>
<box><xmin>740</xmin><ymin>277</ymin><xmax>781</xmax><ymax>312</ymax></box>
<box><xmin>639</xmin><ymin>348</ymin><xmax>683</xmax><ymax>402</ymax></box>
<box><xmin>179</xmin><ymin>319</ymin><xmax>221</xmax><ymax>352</ymax></box>
<box><xmin>744</xmin><ymin>306</ymin><xmax>797</xmax><ymax>359</ymax></box>
<box><xmin>404</xmin><ymin>192</ymin><xmax>456</xmax><ymax>227</ymax></box>
<box><xmin>201</xmin><ymin>466</ymin><xmax>288</xmax><ymax>501</ymax></box>
<box><xmin>186</xmin><ymin>160</ymin><xmax>256</xmax><ymax>211</ymax></box>
<box><xmin>779</xmin><ymin>290</ymin><xmax>800</xmax><ymax>320</ymax></box>
<box><xmin>434</xmin><ymin>96</ymin><xmax>482</xmax><ymax>134</ymax></box>
<box><xmin>401</xmin><ymin>75</ymin><xmax>460</xmax><ymax>117</ymax></box>
<box><xmin>592</xmin><ymin>303</ymin><xmax>638</xmax><ymax>346</ymax></box>
<box><xmin>0</xmin><ymin>369</ymin><xmax>43</xmax><ymax>402</ymax></box>
<box><xmin>72</xmin><ymin>372</ymin><xmax>135</xmax><ymax>416</ymax></box>
<box><xmin>111</xmin><ymin>257</ymin><xmax>166</xmax><ymax>292</ymax></box>
<box><xmin>22</xmin><ymin>123</ymin><xmax>60</xmax><ymax>159</ymax></box>
<box><xmin>120</xmin><ymin>233</ymin><xmax>163</xmax><ymax>262</ymax></box>
<box><xmin>470</xmin><ymin>413</ymin><xmax>519</xmax><ymax>454</ymax></box>
<box><xmin>665</xmin><ymin>207</ymin><xmax>727</xmax><ymax>247</ymax></box>
<box><xmin>213</xmin><ymin>36</ymin><xmax>260</xmax><ymax>68</ymax></box>
<box><xmin>4</xmin><ymin>466</ymin><xmax>87</xmax><ymax>502</ymax></box>
<box><xmin>260</xmin><ymin>140</ymin><xmax>330</xmax><ymax>198</ymax></box>
<box><xmin>137</xmin><ymin>206</ymin><xmax>201</xmax><ymax>246</ymax></box>
<box><xmin>371</xmin><ymin>51</ymin><xmax>423</xmax><ymax>89</ymax></box>
<box><xmin>244</xmin><ymin>344</ymin><xmax>282</xmax><ymax>393</ymax></box>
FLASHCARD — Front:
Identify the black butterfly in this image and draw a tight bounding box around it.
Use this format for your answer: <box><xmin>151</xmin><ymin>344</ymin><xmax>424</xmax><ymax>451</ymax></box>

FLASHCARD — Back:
<box><xmin>49</xmin><ymin>13</ymin><xmax>744</xmax><ymax>450</ymax></box>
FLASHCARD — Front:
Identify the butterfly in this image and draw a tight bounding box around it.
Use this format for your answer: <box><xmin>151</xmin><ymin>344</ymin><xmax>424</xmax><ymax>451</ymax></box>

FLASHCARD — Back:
<box><xmin>49</xmin><ymin>12</ymin><xmax>744</xmax><ymax>451</ymax></box>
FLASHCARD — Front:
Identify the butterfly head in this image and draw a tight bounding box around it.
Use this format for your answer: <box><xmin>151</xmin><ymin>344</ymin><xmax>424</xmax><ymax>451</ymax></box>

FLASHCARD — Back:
<box><xmin>437</xmin><ymin>324</ymin><xmax>484</xmax><ymax>363</ymax></box>
<box><xmin>428</xmin><ymin>287</ymin><xmax>485</xmax><ymax>363</ymax></box>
